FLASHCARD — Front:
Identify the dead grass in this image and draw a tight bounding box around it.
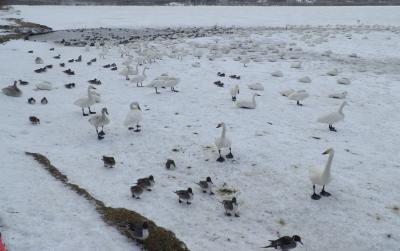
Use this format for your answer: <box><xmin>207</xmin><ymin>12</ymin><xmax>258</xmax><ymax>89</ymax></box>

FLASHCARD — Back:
<box><xmin>26</xmin><ymin>152</ymin><xmax>189</xmax><ymax>251</ymax></box>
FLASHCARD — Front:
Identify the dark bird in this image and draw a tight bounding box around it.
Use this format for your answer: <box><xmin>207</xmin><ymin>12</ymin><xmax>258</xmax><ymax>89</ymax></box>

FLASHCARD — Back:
<box><xmin>175</xmin><ymin>187</ymin><xmax>193</xmax><ymax>204</ymax></box>
<box><xmin>127</xmin><ymin>222</ymin><xmax>149</xmax><ymax>241</ymax></box>
<box><xmin>165</xmin><ymin>159</ymin><xmax>176</xmax><ymax>170</ymax></box>
<box><xmin>217</xmin><ymin>72</ymin><xmax>225</xmax><ymax>77</ymax></box>
<box><xmin>222</xmin><ymin>197</ymin><xmax>239</xmax><ymax>217</ymax></box>
<box><xmin>102</xmin><ymin>156</ymin><xmax>115</xmax><ymax>168</ymax></box>
<box><xmin>65</xmin><ymin>83</ymin><xmax>76</xmax><ymax>89</ymax></box>
<box><xmin>19</xmin><ymin>80</ymin><xmax>29</xmax><ymax>85</ymax></box>
<box><xmin>130</xmin><ymin>185</ymin><xmax>144</xmax><ymax>199</ymax></box>
<box><xmin>88</xmin><ymin>78</ymin><xmax>102</xmax><ymax>85</ymax></box>
<box><xmin>262</xmin><ymin>235</ymin><xmax>303</xmax><ymax>250</ymax></box>
<box><xmin>137</xmin><ymin>175</ymin><xmax>155</xmax><ymax>191</ymax></box>
<box><xmin>196</xmin><ymin>177</ymin><xmax>214</xmax><ymax>195</ymax></box>
<box><xmin>29</xmin><ymin>116</ymin><xmax>40</xmax><ymax>125</ymax></box>
<box><xmin>53</xmin><ymin>54</ymin><xmax>61</xmax><ymax>59</ymax></box>
<box><xmin>28</xmin><ymin>97</ymin><xmax>36</xmax><ymax>104</ymax></box>
<box><xmin>41</xmin><ymin>97</ymin><xmax>48</xmax><ymax>104</ymax></box>
<box><xmin>63</xmin><ymin>69</ymin><xmax>75</xmax><ymax>75</ymax></box>
<box><xmin>59</xmin><ymin>63</ymin><xmax>65</xmax><ymax>67</ymax></box>
<box><xmin>213</xmin><ymin>80</ymin><xmax>224</xmax><ymax>87</ymax></box>
<box><xmin>76</xmin><ymin>55</ymin><xmax>82</xmax><ymax>62</ymax></box>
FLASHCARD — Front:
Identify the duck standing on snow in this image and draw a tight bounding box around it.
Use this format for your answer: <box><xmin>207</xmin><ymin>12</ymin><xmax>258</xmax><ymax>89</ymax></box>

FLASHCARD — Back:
<box><xmin>130</xmin><ymin>185</ymin><xmax>144</xmax><ymax>199</ymax></box>
<box><xmin>309</xmin><ymin>148</ymin><xmax>335</xmax><ymax>200</ymax></box>
<box><xmin>235</xmin><ymin>93</ymin><xmax>261</xmax><ymax>109</ymax></box>
<box><xmin>2</xmin><ymin>81</ymin><xmax>22</xmax><ymax>97</ymax></box>
<box><xmin>124</xmin><ymin>102</ymin><xmax>142</xmax><ymax>132</ymax></box>
<box><xmin>74</xmin><ymin>86</ymin><xmax>97</xmax><ymax>116</ymax></box>
<box><xmin>175</xmin><ymin>188</ymin><xmax>193</xmax><ymax>204</ymax></box>
<box><xmin>262</xmin><ymin>235</ymin><xmax>303</xmax><ymax>250</ymax></box>
<box><xmin>221</xmin><ymin>197</ymin><xmax>239</xmax><ymax>217</ymax></box>
<box><xmin>88</xmin><ymin>107</ymin><xmax>110</xmax><ymax>140</ymax></box>
<box><xmin>137</xmin><ymin>175</ymin><xmax>155</xmax><ymax>191</ymax></box>
<box><xmin>130</xmin><ymin>67</ymin><xmax>149</xmax><ymax>87</ymax></box>
<box><xmin>288</xmin><ymin>90</ymin><xmax>309</xmax><ymax>106</ymax></box>
<box><xmin>196</xmin><ymin>177</ymin><xmax>214</xmax><ymax>195</ymax></box>
<box><xmin>215</xmin><ymin>122</ymin><xmax>233</xmax><ymax>162</ymax></box>
<box><xmin>230</xmin><ymin>84</ymin><xmax>239</xmax><ymax>101</ymax></box>
<box><xmin>317</xmin><ymin>101</ymin><xmax>347</xmax><ymax>132</ymax></box>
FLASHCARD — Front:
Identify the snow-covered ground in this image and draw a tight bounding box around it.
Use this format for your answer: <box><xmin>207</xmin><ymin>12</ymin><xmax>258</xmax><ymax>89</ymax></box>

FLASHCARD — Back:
<box><xmin>1</xmin><ymin>5</ymin><xmax>400</xmax><ymax>251</ymax></box>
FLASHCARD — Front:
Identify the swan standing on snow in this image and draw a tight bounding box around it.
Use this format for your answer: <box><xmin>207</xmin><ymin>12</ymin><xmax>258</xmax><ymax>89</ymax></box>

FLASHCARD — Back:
<box><xmin>130</xmin><ymin>67</ymin><xmax>149</xmax><ymax>87</ymax></box>
<box><xmin>317</xmin><ymin>101</ymin><xmax>348</xmax><ymax>132</ymax></box>
<box><xmin>124</xmin><ymin>102</ymin><xmax>142</xmax><ymax>132</ymax></box>
<box><xmin>119</xmin><ymin>65</ymin><xmax>134</xmax><ymax>80</ymax></box>
<box><xmin>74</xmin><ymin>86</ymin><xmax>97</xmax><ymax>116</ymax></box>
<box><xmin>288</xmin><ymin>90</ymin><xmax>309</xmax><ymax>106</ymax></box>
<box><xmin>235</xmin><ymin>93</ymin><xmax>261</xmax><ymax>109</ymax></box>
<box><xmin>309</xmin><ymin>148</ymin><xmax>335</xmax><ymax>200</ymax></box>
<box><xmin>328</xmin><ymin>91</ymin><xmax>347</xmax><ymax>99</ymax></box>
<box><xmin>2</xmin><ymin>81</ymin><xmax>22</xmax><ymax>97</ymax></box>
<box><xmin>163</xmin><ymin>76</ymin><xmax>180</xmax><ymax>92</ymax></box>
<box><xmin>89</xmin><ymin>107</ymin><xmax>110</xmax><ymax>140</ymax></box>
<box><xmin>215</xmin><ymin>122</ymin><xmax>233</xmax><ymax>162</ymax></box>
<box><xmin>230</xmin><ymin>84</ymin><xmax>239</xmax><ymax>101</ymax></box>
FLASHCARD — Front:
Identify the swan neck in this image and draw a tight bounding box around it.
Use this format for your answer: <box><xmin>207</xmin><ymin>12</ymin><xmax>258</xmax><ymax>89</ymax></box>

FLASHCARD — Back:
<box><xmin>323</xmin><ymin>151</ymin><xmax>334</xmax><ymax>175</ymax></box>
<box><xmin>221</xmin><ymin>124</ymin><xmax>226</xmax><ymax>138</ymax></box>
<box><xmin>339</xmin><ymin>103</ymin><xmax>346</xmax><ymax>113</ymax></box>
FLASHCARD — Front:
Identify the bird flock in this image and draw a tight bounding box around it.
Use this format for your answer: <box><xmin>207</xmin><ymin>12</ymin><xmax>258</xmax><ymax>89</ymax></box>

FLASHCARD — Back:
<box><xmin>3</xmin><ymin>23</ymin><xmax>382</xmax><ymax>250</ymax></box>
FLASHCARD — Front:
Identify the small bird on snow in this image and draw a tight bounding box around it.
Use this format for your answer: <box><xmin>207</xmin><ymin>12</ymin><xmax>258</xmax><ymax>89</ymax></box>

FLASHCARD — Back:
<box><xmin>222</xmin><ymin>197</ymin><xmax>239</xmax><ymax>217</ymax></box>
<box><xmin>262</xmin><ymin>235</ymin><xmax>303</xmax><ymax>250</ymax></box>
<box><xmin>175</xmin><ymin>188</ymin><xmax>193</xmax><ymax>204</ymax></box>
<box><xmin>196</xmin><ymin>177</ymin><xmax>214</xmax><ymax>195</ymax></box>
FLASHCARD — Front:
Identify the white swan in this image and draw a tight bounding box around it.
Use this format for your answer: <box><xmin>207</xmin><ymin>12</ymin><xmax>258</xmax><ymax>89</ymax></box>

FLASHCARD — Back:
<box><xmin>214</xmin><ymin>122</ymin><xmax>233</xmax><ymax>162</ymax></box>
<box><xmin>291</xmin><ymin>62</ymin><xmax>302</xmax><ymax>69</ymax></box>
<box><xmin>298</xmin><ymin>76</ymin><xmax>311</xmax><ymax>83</ymax></box>
<box><xmin>163</xmin><ymin>76</ymin><xmax>180</xmax><ymax>92</ymax></box>
<box><xmin>288</xmin><ymin>90</ymin><xmax>309</xmax><ymax>106</ymax></box>
<box><xmin>328</xmin><ymin>91</ymin><xmax>347</xmax><ymax>99</ymax></box>
<box><xmin>74</xmin><ymin>86</ymin><xmax>97</xmax><ymax>116</ymax></box>
<box><xmin>317</xmin><ymin>101</ymin><xmax>348</xmax><ymax>131</ymax></box>
<box><xmin>248</xmin><ymin>83</ymin><xmax>264</xmax><ymax>91</ymax></box>
<box><xmin>235</xmin><ymin>93</ymin><xmax>261</xmax><ymax>109</ymax></box>
<box><xmin>337</xmin><ymin>78</ymin><xmax>351</xmax><ymax>85</ymax></box>
<box><xmin>280</xmin><ymin>89</ymin><xmax>294</xmax><ymax>97</ymax></box>
<box><xmin>309</xmin><ymin>148</ymin><xmax>335</xmax><ymax>200</ymax></box>
<box><xmin>89</xmin><ymin>107</ymin><xmax>110</xmax><ymax>140</ymax></box>
<box><xmin>130</xmin><ymin>67</ymin><xmax>149</xmax><ymax>87</ymax></box>
<box><xmin>124</xmin><ymin>102</ymin><xmax>143</xmax><ymax>132</ymax></box>
<box><xmin>35</xmin><ymin>81</ymin><xmax>53</xmax><ymax>91</ymax></box>
<box><xmin>271</xmin><ymin>70</ymin><xmax>283</xmax><ymax>77</ymax></box>
<box><xmin>2</xmin><ymin>81</ymin><xmax>22</xmax><ymax>97</ymax></box>
<box><xmin>327</xmin><ymin>68</ymin><xmax>339</xmax><ymax>76</ymax></box>
<box><xmin>230</xmin><ymin>84</ymin><xmax>239</xmax><ymax>101</ymax></box>
<box><xmin>119</xmin><ymin>65</ymin><xmax>134</xmax><ymax>80</ymax></box>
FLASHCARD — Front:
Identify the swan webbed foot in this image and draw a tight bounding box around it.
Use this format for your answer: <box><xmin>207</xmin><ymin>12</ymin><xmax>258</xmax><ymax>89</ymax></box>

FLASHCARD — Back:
<box><xmin>186</xmin><ymin>201</ymin><xmax>191</xmax><ymax>205</ymax></box>
<box><xmin>311</xmin><ymin>193</ymin><xmax>321</xmax><ymax>200</ymax></box>
<box><xmin>99</xmin><ymin>131</ymin><xmax>105</xmax><ymax>136</ymax></box>
<box><xmin>226</xmin><ymin>152</ymin><xmax>234</xmax><ymax>159</ymax></box>
<box><xmin>136</xmin><ymin>197</ymin><xmax>140</xmax><ymax>199</ymax></box>
<box><xmin>147</xmin><ymin>189</ymin><xmax>152</xmax><ymax>192</ymax></box>
<box><xmin>217</xmin><ymin>156</ymin><xmax>225</xmax><ymax>162</ymax></box>
<box><xmin>296</xmin><ymin>101</ymin><xmax>303</xmax><ymax>106</ymax></box>
<box><xmin>329</xmin><ymin>125</ymin><xmax>337</xmax><ymax>132</ymax></box>
<box><xmin>320</xmin><ymin>190</ymin><xmax>331</xmax><ymax>197</ymax></box>
<box><xmin>128</xmin><ymin>127</ymin><xmax>134</xmax><ymax>130</ymax></box>
<box><xmin>226</xmin><ymin>213</ymin><xmax>232</xmax><ymax>217</ymax></box>
<box><xmin>210</xmin><ymin>192</ymin><xmax>214</xmax><ymax>195</ymax></box>
<box><xmin>83</xmin><ymin>113</ymin><xmax>89</xmax><ymax>116</ymax></box>
<box><xmin>134</xmin><ymin>129</ymin><xmax>141</xmax><ymax>132</ymax></box>
<box><xmin>172</xmin><ymin>89</ymin><xmax>179</xmax><ymax>92</ymax></box>
<box><xmin>232</xmin><ymin>97</ymin><xmax>236</xmax><ymax>101</ymax></box>
<box><xmin>179</xmin><ymin>199</ymin><xmax>182</xmax><ymax>203</ymax></box>
<box><xmin>97</xmin><ymin>135</ymin><xmax>104</xmax><ymax>140</ymax></box>
<box><xmin>234</xmin><ymin>213</ymin><xmax>240</xmax><ymax>217</ymax></box>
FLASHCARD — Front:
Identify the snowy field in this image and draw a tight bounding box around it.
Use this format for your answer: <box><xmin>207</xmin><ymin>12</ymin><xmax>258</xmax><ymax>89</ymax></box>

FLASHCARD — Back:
<box><xmin>1</xmin><ymin>5</ymin><xmax>400</xmax><ymax>251</ymax></box>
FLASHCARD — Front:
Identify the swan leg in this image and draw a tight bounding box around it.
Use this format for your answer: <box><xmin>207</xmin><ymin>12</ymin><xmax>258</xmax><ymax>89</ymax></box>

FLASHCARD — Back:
<box><xmin>296</xmin><ymin>101</ymin><xmax>303</xmax><ymax>106</ymax></box>
<box><xmin>179</xmin><ymin>198</ymin><xmax>182</xmax><ymax>203</ymax></box>
<box><xmin>320</xmin><ymin>186</ymin><xmax>331</xmax><ymax>197</ymax></box>
<box><xmin>217</xmin><ymin>150</ymin><xmax>225</xmax><ymax>162</ymax></box>
<box><xmin>172</xmin><ymin>87</ymin><xmax>179</xmax><ymax>92</ymax></box>
<box><xmin>134</xmin><ymin>124</ymin><xmax>141</xmax><ymax>132</ymax></box>
<box><xmin>232</xmin><ymin>96</ymin><xmax>236</xmax><ymax>101</ymax></box>
<box><xmin>329</xmin><ymin>125</ymin><xmax>337</xmax><ymax>132</ymax></box>
<box><xmin>88</xmin><ymin>107</ymin><xmax>96</xmax><ymax>114</ymax></box>
<box><xmin>226</xmin><ymin>148</ymin><xmax>234</xmax><ymax>159</ymax></box>
<box><xmin>155</xmin><ymin>87</ymin><xmax>160</xmax><ymax>94</ymax></box>
<box><xmin>99</xmin><ymin>126</ymin><xmax>105</xmax><ymax>136</ymax></box>
<box><xmin>82</xmin><ymin>108</ymin><xmax>88</xmax><ymax>116</ymax></box>
<box><xmin>311</xmin><ymin>185</ymin><xmax>321</xmax><ymax>200</ymax></box>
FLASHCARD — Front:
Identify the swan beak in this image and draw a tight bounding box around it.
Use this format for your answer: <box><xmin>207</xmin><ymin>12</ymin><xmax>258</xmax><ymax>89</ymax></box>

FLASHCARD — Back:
<box><xmin>138</xmin><ymin>106</ymin><xmax>141</xmax><ymax>111</ymax></box>
<box><xmin>322</xmin><ymin>149</ymin><xmax>329</xmax><ymax>155</ymax></box>
<box><xmin>216</xmin><ymin>124</ymin><xmax>221</xmax><ymax>128</ymax></box>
